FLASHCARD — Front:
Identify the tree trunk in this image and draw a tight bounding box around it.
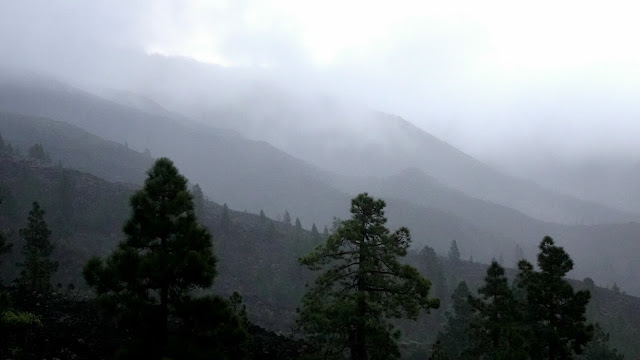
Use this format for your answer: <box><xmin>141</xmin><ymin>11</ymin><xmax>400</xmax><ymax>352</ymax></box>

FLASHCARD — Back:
<box><xmin>352</xmin><ymin>235</ymin><xmax>368</xmax><ymax>360</ymax></box>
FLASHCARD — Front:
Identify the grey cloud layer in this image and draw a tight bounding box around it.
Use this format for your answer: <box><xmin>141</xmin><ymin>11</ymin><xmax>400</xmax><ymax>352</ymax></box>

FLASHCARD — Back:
<box><xmin>1</xmin><ymin>0</ymin><xmax>639</xmax><ymax>162</ymax></box>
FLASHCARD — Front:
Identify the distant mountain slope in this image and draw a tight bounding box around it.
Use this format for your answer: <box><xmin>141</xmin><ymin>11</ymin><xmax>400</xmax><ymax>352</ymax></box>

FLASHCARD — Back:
<box><xmin>492</xmin><ymin>156</ymin><xmax>640</xmax><ymax>215</ymax></box>
<box><xmin>0</xmin><ymin>74</ymin><xmax>350</xmax><ymax>227</ymax></box>
<box><xmin>0</xmin><ymin>112</ymin><xmax>153</xmax><ymax>184</ymax></box>
<box><xmin>204</xmin><ymin>93</ymin><xmax>637</xmax><ymax>225</ymax></box>
<box><xmin>0</xmin><ymin>109</ymin><xmax>519</xmax><ymax>263</ymax></box>
<box><xmin>332</xmin><ymin>167</ymin><xmax>550</xmax><ymax>241</ymax></box>
<box><xmin>5</xmin><ymin>55</ymin><xmax>634</xmax><ymax>225</ymax></box>
<box><xmin>1</xmin><ymin>74</ymin><xmax>639</xmax><ymax>296</ymax></box>
<box><xmin>334</xmin><ymin>167</ymin><xmax>640</xmax><ymax>294</ymax></box>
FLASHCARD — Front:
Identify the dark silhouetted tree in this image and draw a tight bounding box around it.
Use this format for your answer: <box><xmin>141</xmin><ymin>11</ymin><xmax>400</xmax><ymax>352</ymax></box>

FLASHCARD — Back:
<box><xmin>283</xmin><ymin>210</ymin><xmax>292</xmax><ymax>226</ymax></box>
<box><xmin>220</xmin><ymin>203</ymin><xmax>231</xmax><ymax>232</ymax></box>
<box><xmin>0</xmin><ymin>197</ymin><xmax>12</xmax><ymax>271</ymax></box>
<box><xmin>448</xmin><ymin>240</ymin><xmax>460</xmax><ymax>264</ymax></box>
<box><xmin>17</xmin><ymin>202</ymin><xmax>57</xmax><ymax>293</ymax></box>
<box><xmin>434</xmin><ymin>281</ymin><xmax>475</xmax><ymax>360</ymax></box>
<box><xmin>27</xmin><ymin>143</ymin><xmax>51</xmax><ymax>164</ymax></box>
<box><xmin>297</xmin><ymin>193</ymin><xmax>439</xmax><ymax>360</ymax></box>
<box><xmin>83</xmin><ymin>158</ymin><xmax>245</xmax><ymax>359</ymax></box>
<box><xmin>611</xmin><ymin>282</ymin><xmax>620</xmax><ymax>294</ymax></box>
<box><xmin>470</xmin><ymin>261</ymin><xmax>528</xmax><ymax>359</ymax></box>
<box><xmin>191</xmin><ymin>183</ymin><xmax>205</xmax><ymax>218</ymax></box>
<box><xmin>447</xmin><ymin>240</ymin><xmax>462</xmax><ymax>290</ymax></box>
<box><xmin>310</xmin><ymin>222</ymin><xmax>321</xmax><ymax>244</ymax></box>
<box><xmin>418</xmin><ymin>245</ymin><xmax>447</xmax><ymax>299</ymax></box>
<box><xmin>517</xmin><ymin>236</ymin><xmax>593</xmax><ymax>359</ymax></box>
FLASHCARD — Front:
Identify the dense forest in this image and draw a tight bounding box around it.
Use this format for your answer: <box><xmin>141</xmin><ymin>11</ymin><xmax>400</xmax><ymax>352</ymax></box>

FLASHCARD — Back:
<box><xmin>0</xmin><ymin>135</ymin><xmax>637</xmax><ymax>359</ymax></box>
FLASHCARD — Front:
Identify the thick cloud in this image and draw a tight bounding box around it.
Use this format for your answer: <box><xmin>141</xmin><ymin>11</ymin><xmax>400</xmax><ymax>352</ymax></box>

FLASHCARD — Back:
<box><xmin>1</xmin><ymin>0</ymin><xmax>639</xmax><ymax>162</ymax></box>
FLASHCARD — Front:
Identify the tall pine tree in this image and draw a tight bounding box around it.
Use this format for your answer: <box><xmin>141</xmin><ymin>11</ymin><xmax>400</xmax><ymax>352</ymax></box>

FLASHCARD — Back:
<box><xmin>297</xmin><ymin>193</ymin><xmax>439</xmax><ymax>360</ymax></box>
<box><xmin>83</xmin><ymin>158</ymin><xmax>246</xmax><ymax>359</ymax></box>
<box><xmin>469</xmin><ymin>261</ymin><xmax>528</xmax><ymax>359</ymax></box>
<box><xmin>17</xmin><ymin>202</ymin><xmax>57</xmax><ymax>293</ymax></box>
<box><xmin>433</xmin><ymin>281</ymin><xmax>475</xmax><ymax>360</ymax></box>
<box><xmin>517</xmin><ymin>236</ymin><xmax>593</xmax><ymax>359</ymax></box>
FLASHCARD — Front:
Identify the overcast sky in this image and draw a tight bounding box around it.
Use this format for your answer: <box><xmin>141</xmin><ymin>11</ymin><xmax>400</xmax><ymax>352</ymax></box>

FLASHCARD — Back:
<box><xmin>2</xmin><ymin>0</ymin><xmax>640</xmax><ymax>161</ymax></box>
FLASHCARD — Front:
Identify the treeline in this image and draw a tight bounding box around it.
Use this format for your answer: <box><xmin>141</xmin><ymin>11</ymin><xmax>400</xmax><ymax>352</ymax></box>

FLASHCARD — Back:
<box><xmin>427</xmin><ymin>237</ymin><xmax>623</xmax><ymax>360</ymax></box>
<box><xmin>0</xmin><ymin>156</ymin><xmax>629</xmax><ymax>359</ymax></box>
<box><xmin>0</xmin><ymin>133</ymin><xmax>52</xmax><ymax>163</ymax></box>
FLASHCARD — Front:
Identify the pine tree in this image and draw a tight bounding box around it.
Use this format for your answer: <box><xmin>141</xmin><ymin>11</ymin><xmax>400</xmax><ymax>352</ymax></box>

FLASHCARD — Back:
<box><xmin>191</xmin><ymin>183</ymin><xmax>205</xmax><ymax>218</ymax></box>
<box><xmin>611</xmin><ymin>282</ymin><xmax>620</xmax><ymax>293</ymax></box>
<box><xmin>295</xmin><ymin>217</ymin><xmax>302</xmax><ymax>232</ymax></box>
<box><xmin>220</xmin><ymin>203</ymin><xmax>231</xmax><ymax>232</ymax></box>
<box><xmin>310</xmin><ymin>223</ymin><xmax>321</xmax><ymax>243</ymax></box>
<box><xmin>470</xmin><ymin>261</ymin><xmax>528</xmax><ymax>359</ymax></box>
<box><xmin>448</xmin><ymin>240</ymin><xmax>461</xmax><ymax>264</ymax></box>
<box><xmin>447</xmin><ymin>240</ymin><xmax>462</xmax><ymax>290</ymax></box>
<box><xmin>27</xmin><ymin>143</ymin><xmax>51</xmax><ymax>164</ymax></box>
<box><xmin>297</xmin><ymin>193</ymin><xmax>439</xmax><ymax>360</ymax></box>
<box><xmin>435</xmin><ymin>281</ymin><xmax>475</xmax><ymax>360</ymax></box>
<box><xmin>517</xmin><ymin>236</ymin><xmax>593</xmax><ymax>359</ymax></box>
<box><xmin>283</xmin><ymin>210</ymin><xmax>292</xmax><ymax>226</ymax></box>
<box><xmin>17</xmin><ymin>202</ymin><xmax>57</xmax><ymax>293</ymax></box>
<box><xmin>0</xmin><ymin>197</ymin><xmax>12</xmax><ymax>268</ymax></box>
<box><xmin>83</xmin><ymin>158</ymin><xmax>245</xmax><ymax>359</ymax></box>
<box><xmin>418</xmin><ymin>245</ymin><xmax>447</xmax><ymax>299</ymax></box>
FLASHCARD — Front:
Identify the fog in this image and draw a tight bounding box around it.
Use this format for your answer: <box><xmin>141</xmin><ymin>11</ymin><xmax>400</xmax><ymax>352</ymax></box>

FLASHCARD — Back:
<box><xmin>1</xmin><ymin>0</ymin><xmax>639</xmax><ymax>161</ymax></box>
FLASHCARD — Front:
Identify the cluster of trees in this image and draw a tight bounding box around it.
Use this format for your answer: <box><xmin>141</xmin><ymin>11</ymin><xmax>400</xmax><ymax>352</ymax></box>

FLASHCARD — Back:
<box><xmin>432</xmin><ymin>237</ymin><xmax>623</xmax><ymax>360</ymax></box>
<box><xmin>0</xmin><ymin>132</ymin><xmax>18</xmax><ymax>156</ymax></box>
<box><xmin>0</xmin><ymin>132</ymin><xmax>51</xmax><ymax>163</ymax></box>
<box><xmin>0</xmin><ymin>155</ymin><xmax>628</xmax><ymax>359</ymax></box>
<box><xmin>0</xmin><ymin>199</ymin><xmax>60</xmax><ymax>358</ymax></box>
<box><xmin>295</xmin><ymin>194</ymin><xmax>623</xmax><ymax>360</ymax></box>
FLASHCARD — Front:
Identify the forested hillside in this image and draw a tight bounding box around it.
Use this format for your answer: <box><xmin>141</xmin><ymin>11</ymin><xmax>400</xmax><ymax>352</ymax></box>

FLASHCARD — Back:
<box><xmin>2</xmin><ymin>106</ymin><xmax>639</xmax><ymax>296</ymax></box>
<box><xmin>0</xmin><ymin>139</ymin><xmax>638</xmax><ymax>358</ymax></box>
